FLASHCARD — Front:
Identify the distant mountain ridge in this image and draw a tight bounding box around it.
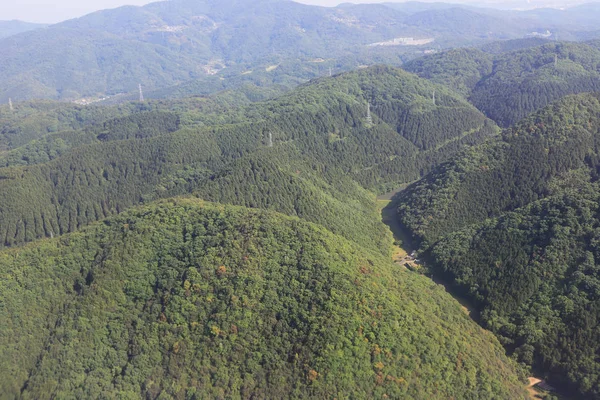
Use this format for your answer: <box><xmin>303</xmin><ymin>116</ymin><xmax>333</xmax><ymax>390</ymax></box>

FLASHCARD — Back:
<box><xmin>0</xmin><ymin>20</ymin><xmax>46</xmax><ymax>39</ymax></box>
<box><xmin>2</xmin><ymin>0</ymin><xmax>600</xmax><ymax>102</ymax></box>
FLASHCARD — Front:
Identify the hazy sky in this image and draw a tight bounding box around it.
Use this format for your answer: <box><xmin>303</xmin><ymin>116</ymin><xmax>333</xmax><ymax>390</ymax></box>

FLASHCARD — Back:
<box><xmin>0</xmin><ymin>0</ymin><xmax>585</xmax><ymax>24</ymax></box>
<box><xmin>0</xmin><ymin>0</ymin><xmax>154</xmax><ymax>23</ymax></box>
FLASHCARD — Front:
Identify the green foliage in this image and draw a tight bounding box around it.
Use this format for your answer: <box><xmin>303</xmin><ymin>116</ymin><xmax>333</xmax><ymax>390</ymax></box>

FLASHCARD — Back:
<box><xmin>0</xmin><ymin>66</ymin><xmax>496</xmax><ymax>252</ymax></box>
<box><xmin>430</xmin><ymin>191</ymin><xmax>600</xmax><ymax>398</ymax></box>
<box><xmin>0</xmin><ymin>20</ymin><xmax>45</xmax><ymax>39</ymax></box>
<box><xmin>191</xmin><ymin>146</ymin><xmax>392</xmax><ymax>253</ymax></box>
<box><xmin>0</xmin><ymin>99</ymin><xmax>167</xmax><ymax>150</ymax></box>
<box><xmin>405</xmin><ymin>41</ymin><xmax>600</xmax><ymax>127</ymax></box>
<box><xmin>0</xmin><ymin>111</ymin><xmax>180</xmax><ymax>167</ymax></box>
<box><xmin>0</xmin><ymin>199</ymin><xmax>528</xmax><ymax>399</ymax></box>
<box><xmin>4</xmin><ymin>0</ymin><xmax>600</xmax><ymax>102</ymax></box>
<box><xmin>398</xmin><ymin>93</ymin><xmax>600</xmax><ymax>397</ymax></box>
<box><xmin>399</xmin><ymin>92</ymin><xmax>600</xmax><ymax>245</ymax></box>
<box><xmin>403</xmin><ymin>48</ymin><xmax>493</xmax><ymax>98</ymax></box>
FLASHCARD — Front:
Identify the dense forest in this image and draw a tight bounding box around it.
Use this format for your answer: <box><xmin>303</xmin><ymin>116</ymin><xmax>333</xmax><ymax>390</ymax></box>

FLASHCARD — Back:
<box><xmin>398</xmin><ymin>93</ymin><xmax>600</xmax><ymax>397</ymax></box>
<box><xmin>404</xmin><ymin>41</ymin><xmax>600</xmax><ymax>127</ymax></box>
<box><xmin>0</xmin><ymin>199</ymin><xmax>528</xmax><ymax>399</ymax></box>
<box><xmin>398</xmin><ymin>92</ymin><xmax>600</xmax><ymax>245</ymax></box>
<box><xmin>0</xmin><ymin>66</ymin><xmax>496</xmax><ymax>251</ymax></box>
<box><xmin>3</xmin><ymin>0</ymin><xmax>600</xmax><ymax>102</ymax></box>
<box><xmin>6</xmin><ymin>6</ymin><xmax>600</xmax><ymax>395</ymax></box>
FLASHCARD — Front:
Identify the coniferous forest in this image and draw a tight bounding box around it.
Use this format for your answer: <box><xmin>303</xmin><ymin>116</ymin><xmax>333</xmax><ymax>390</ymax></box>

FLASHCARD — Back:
<box><xmin>4</xmin><ymin>0</ymin><xmax>600</xmax><ymax>398</ymax></box>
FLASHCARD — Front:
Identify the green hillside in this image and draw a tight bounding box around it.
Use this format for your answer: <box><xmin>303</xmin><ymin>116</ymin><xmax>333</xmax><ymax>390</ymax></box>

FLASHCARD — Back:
<box><xmin>0</xmin><ymin>0</ymin><xmax>411</xmax><ymax>102</ymax></box>
<box><xmin>5</xmin><ymin>2</ymin><xmax>600</xmax><ymax>398</ymax></box>
<box><xmin>0</xmin><ymin>198</ymin><xmax>528</xmax><ymax>399</ymax></box>
<box><xmin>404</xmin><ymin>41</ymin><xmax>600</xmax><ymax>127</ymax></box>
<box><xmin>397</xmin><ymin>93</ymin><xmax>600</xmax><ymax>397</ymax></box>
<box><xmin>398</xmin><ymin>92</ymin><xmax>600</xmax><ymax>245</ymax></box>
<box><xmin>4</xmin><ymin>0</ymin><xmax>600</xmax><ymax>102</ymax></box>
<box><xmin>0</xmin><ymin>66</ymin><xmax>496</xmax><ymax>251</ymax></box>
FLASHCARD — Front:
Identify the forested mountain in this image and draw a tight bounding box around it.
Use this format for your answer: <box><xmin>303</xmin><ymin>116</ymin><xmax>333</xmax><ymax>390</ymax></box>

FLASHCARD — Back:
<box><xmin>0</xmin><ymin>66</ymin><xmax>496</xmax><ymax>251</ymax></box>
<box><xmin>0</xmin><ymin>0</ymin><xmax>413</xmax><ymax>102</ymax></box>
<box><xmin>397</xmin><ymin>93</ymin><xmax>600</xmax><ymax>397</ymax></box>
<box><xmin>4</xmin><ymin>2</ymin><xmax>600</xmax><ymax>398</ymax></box>
<box><xmin>3</xmin><ymin>0</ymin><xmax>600</xmax><ymax>102</ymax></box>
<box><xmin>0</xmin><ymin>199</ymin><xmax>528</xmax><ymax>398</ymax></box>
<box><xmin>0</xmin><ymin>100</ymin><xmax>158</xmax><ymax>151</ymax></box>
<box><xmin>0</xmin><ymin>20</ymin><xmax>46</xmax><ymax>39</ymax></box>
<box><xmin>404</xmin><ymin>41</ymin><xmax>600</xmax><ymax>127</ymax></box>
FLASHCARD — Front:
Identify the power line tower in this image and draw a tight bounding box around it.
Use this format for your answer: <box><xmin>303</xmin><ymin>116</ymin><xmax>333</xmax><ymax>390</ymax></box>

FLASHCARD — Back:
<box><xmin>8</xmin><ymin>98</ymin><xmax>13</xmax><ymax>112</ymax></box>
<box><xmin>138</xmin><ymin>84</ymin><xmax>144</xmax><ymax>102</ymax></box>
<box><xmin>366</xmin><ymin>102</ymin><xmax>373</xmax><ymax>126</ymax></box>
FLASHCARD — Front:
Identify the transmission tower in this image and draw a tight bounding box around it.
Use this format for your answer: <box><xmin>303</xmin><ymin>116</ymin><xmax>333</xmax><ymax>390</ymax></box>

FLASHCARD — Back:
<box><xmin>139</xmin><ymin>84</ymin><xmax>144</xmax><ymax>102</ymax></box>
<box><xmin>366</xmin><ymin>102</ymin><xmax>373</xmax><ymax>126</ymax></box>
<box><xmin>8</xmin><ymin>98</ymin><xmax>13</xmax><ymax>112</ymax></box>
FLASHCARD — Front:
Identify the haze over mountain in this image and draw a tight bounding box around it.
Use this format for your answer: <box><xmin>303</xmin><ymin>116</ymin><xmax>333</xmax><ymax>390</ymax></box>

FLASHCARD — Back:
<box><xmin>2</xmin><ymin>0</ymin><xmax>600</xmax><ymax>103</ymax></box>
<box><xmin>398</xmin><ymin>91</ymin><xmax>600</xmax><ymax>398</ymax></box>
<box><xmin>3</xmin><ymin>1</ymin><xmax>597</xmax><ymax>24</ymax></box>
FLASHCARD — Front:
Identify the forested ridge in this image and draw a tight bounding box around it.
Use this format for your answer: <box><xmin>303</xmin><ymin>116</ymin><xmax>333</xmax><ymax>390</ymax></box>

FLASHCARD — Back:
<box><xmin>7</xmin><ymin>45</ymin><xmax>600</xmax><ymax>397</ymax></box>
<box><xmin>398</xmin><ymin>92</ymin><xmax>600</xmax><ymax>245</ymax></box>
<box><xmin>0</xmin><ymin>66</ymin><xmax>496</xmax><ymax>252</ymax></box>
<box><xmin>0</xmin><ymin>199</ymin><xmax>528</xmax><ymax>399</ymax></box>
<box><xmin>5</xmin><ymin>0</ymin><xmax>600</xmax><ymax>102</ymax></box>
<box><xmin>404</xmin><ymin>41</ymin><xmax>600</xmax><ymax>127</ymax></box>
<box><xmin>398</xmin><ymin>93</ymin><xmax>600</xmax><ymax>397</ymax></box>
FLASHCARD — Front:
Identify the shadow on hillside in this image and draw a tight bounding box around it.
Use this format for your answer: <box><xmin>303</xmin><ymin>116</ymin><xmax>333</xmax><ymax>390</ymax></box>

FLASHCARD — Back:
<box><xmin>379</xmin><ymin>187</ymin><xmax>481</xmax><ymax>322</ymax></box>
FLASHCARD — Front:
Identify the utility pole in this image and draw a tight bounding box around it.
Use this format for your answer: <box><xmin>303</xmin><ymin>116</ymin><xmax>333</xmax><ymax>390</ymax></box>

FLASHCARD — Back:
<box><xmin>366</xmin><ymin>102</ymin><xmax>373</xmax><ymax>126</ymax></box>
<box><xmin>8</xmin><ymin>98</ymin><xmax>13</xmax><ymax>112</ymax></box>
<box><xmin>554</xmin><ymin>54</ymin><xmax>558</xmax><ymax>68</ymax></box>
<box><xmin>329</xmin><ymin>66</ymin><xmax>332</xmax><ymax>77</ymax></box>
<box><xmin>139</xmin><ymin>84</ymin><xmax>144</xmax><ymax>102</ymax></box>
<box><xmin>432</xmin><ymin>90</ymin><xmax>436</xmax><ymax>106</ymax></box>
<box><xmin>268</xmin><ymin>132</ymin><xmax>273</xmax><ymax>147</ymax></box>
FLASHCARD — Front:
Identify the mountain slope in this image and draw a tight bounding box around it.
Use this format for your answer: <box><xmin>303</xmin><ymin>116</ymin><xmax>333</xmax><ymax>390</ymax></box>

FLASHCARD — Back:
<box><xmin>4</xmin><ymin>0</ymin><xmax>600</xmax><ymax>102</ymax></box>
<box><xmin>0</xmin><ymin>0</ymin><xmax>412</xmax><ymax>102</ymax></box>
<box><xmin>404</xmin><ymin>41</ymin><xmax>600</xmax><ymax>127</ymax></box>
<box><xmin>430</xmin><ymin>190</ymin><xmax>600</xmax><ymax>398</ymax></box>
<box><xmin>396</xmin><ymin>93</ymin><xmax>600</xmax><ymax>397</ymax></box>
<box><xmin>398</xmin><ymin>92</ymin><xmax>600</xmax><ymax>245</ymax></box>
<box><xmin>0</xmin><ymin>199</ymin><xmax>528</xmax><ymax>399</ymax></box>
<box><xmin>0</xmin><ymin>66</ymin><xmax>496</xmax><ymax>251</ymax></box>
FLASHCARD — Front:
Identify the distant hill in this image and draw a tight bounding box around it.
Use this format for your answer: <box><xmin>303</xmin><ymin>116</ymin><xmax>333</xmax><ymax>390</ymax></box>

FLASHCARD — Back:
<box><xmin>2</xmin><ymin>0</ymin><xmax>600</xmax><ymax>102</ymax></box>
<box><xmin>397</xmin><ymin>93</ymin><xmax>600</xmax><ymax>397</ymax></box>
<box><xmin>0</xmin><ymin>20</ymin><xmax>45</xmax><ymax>39</ymax></box>
<box><xmin>404</xmin><ymin>41</ymin><xmax>600</xmax><ymax>126</ymax></box>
